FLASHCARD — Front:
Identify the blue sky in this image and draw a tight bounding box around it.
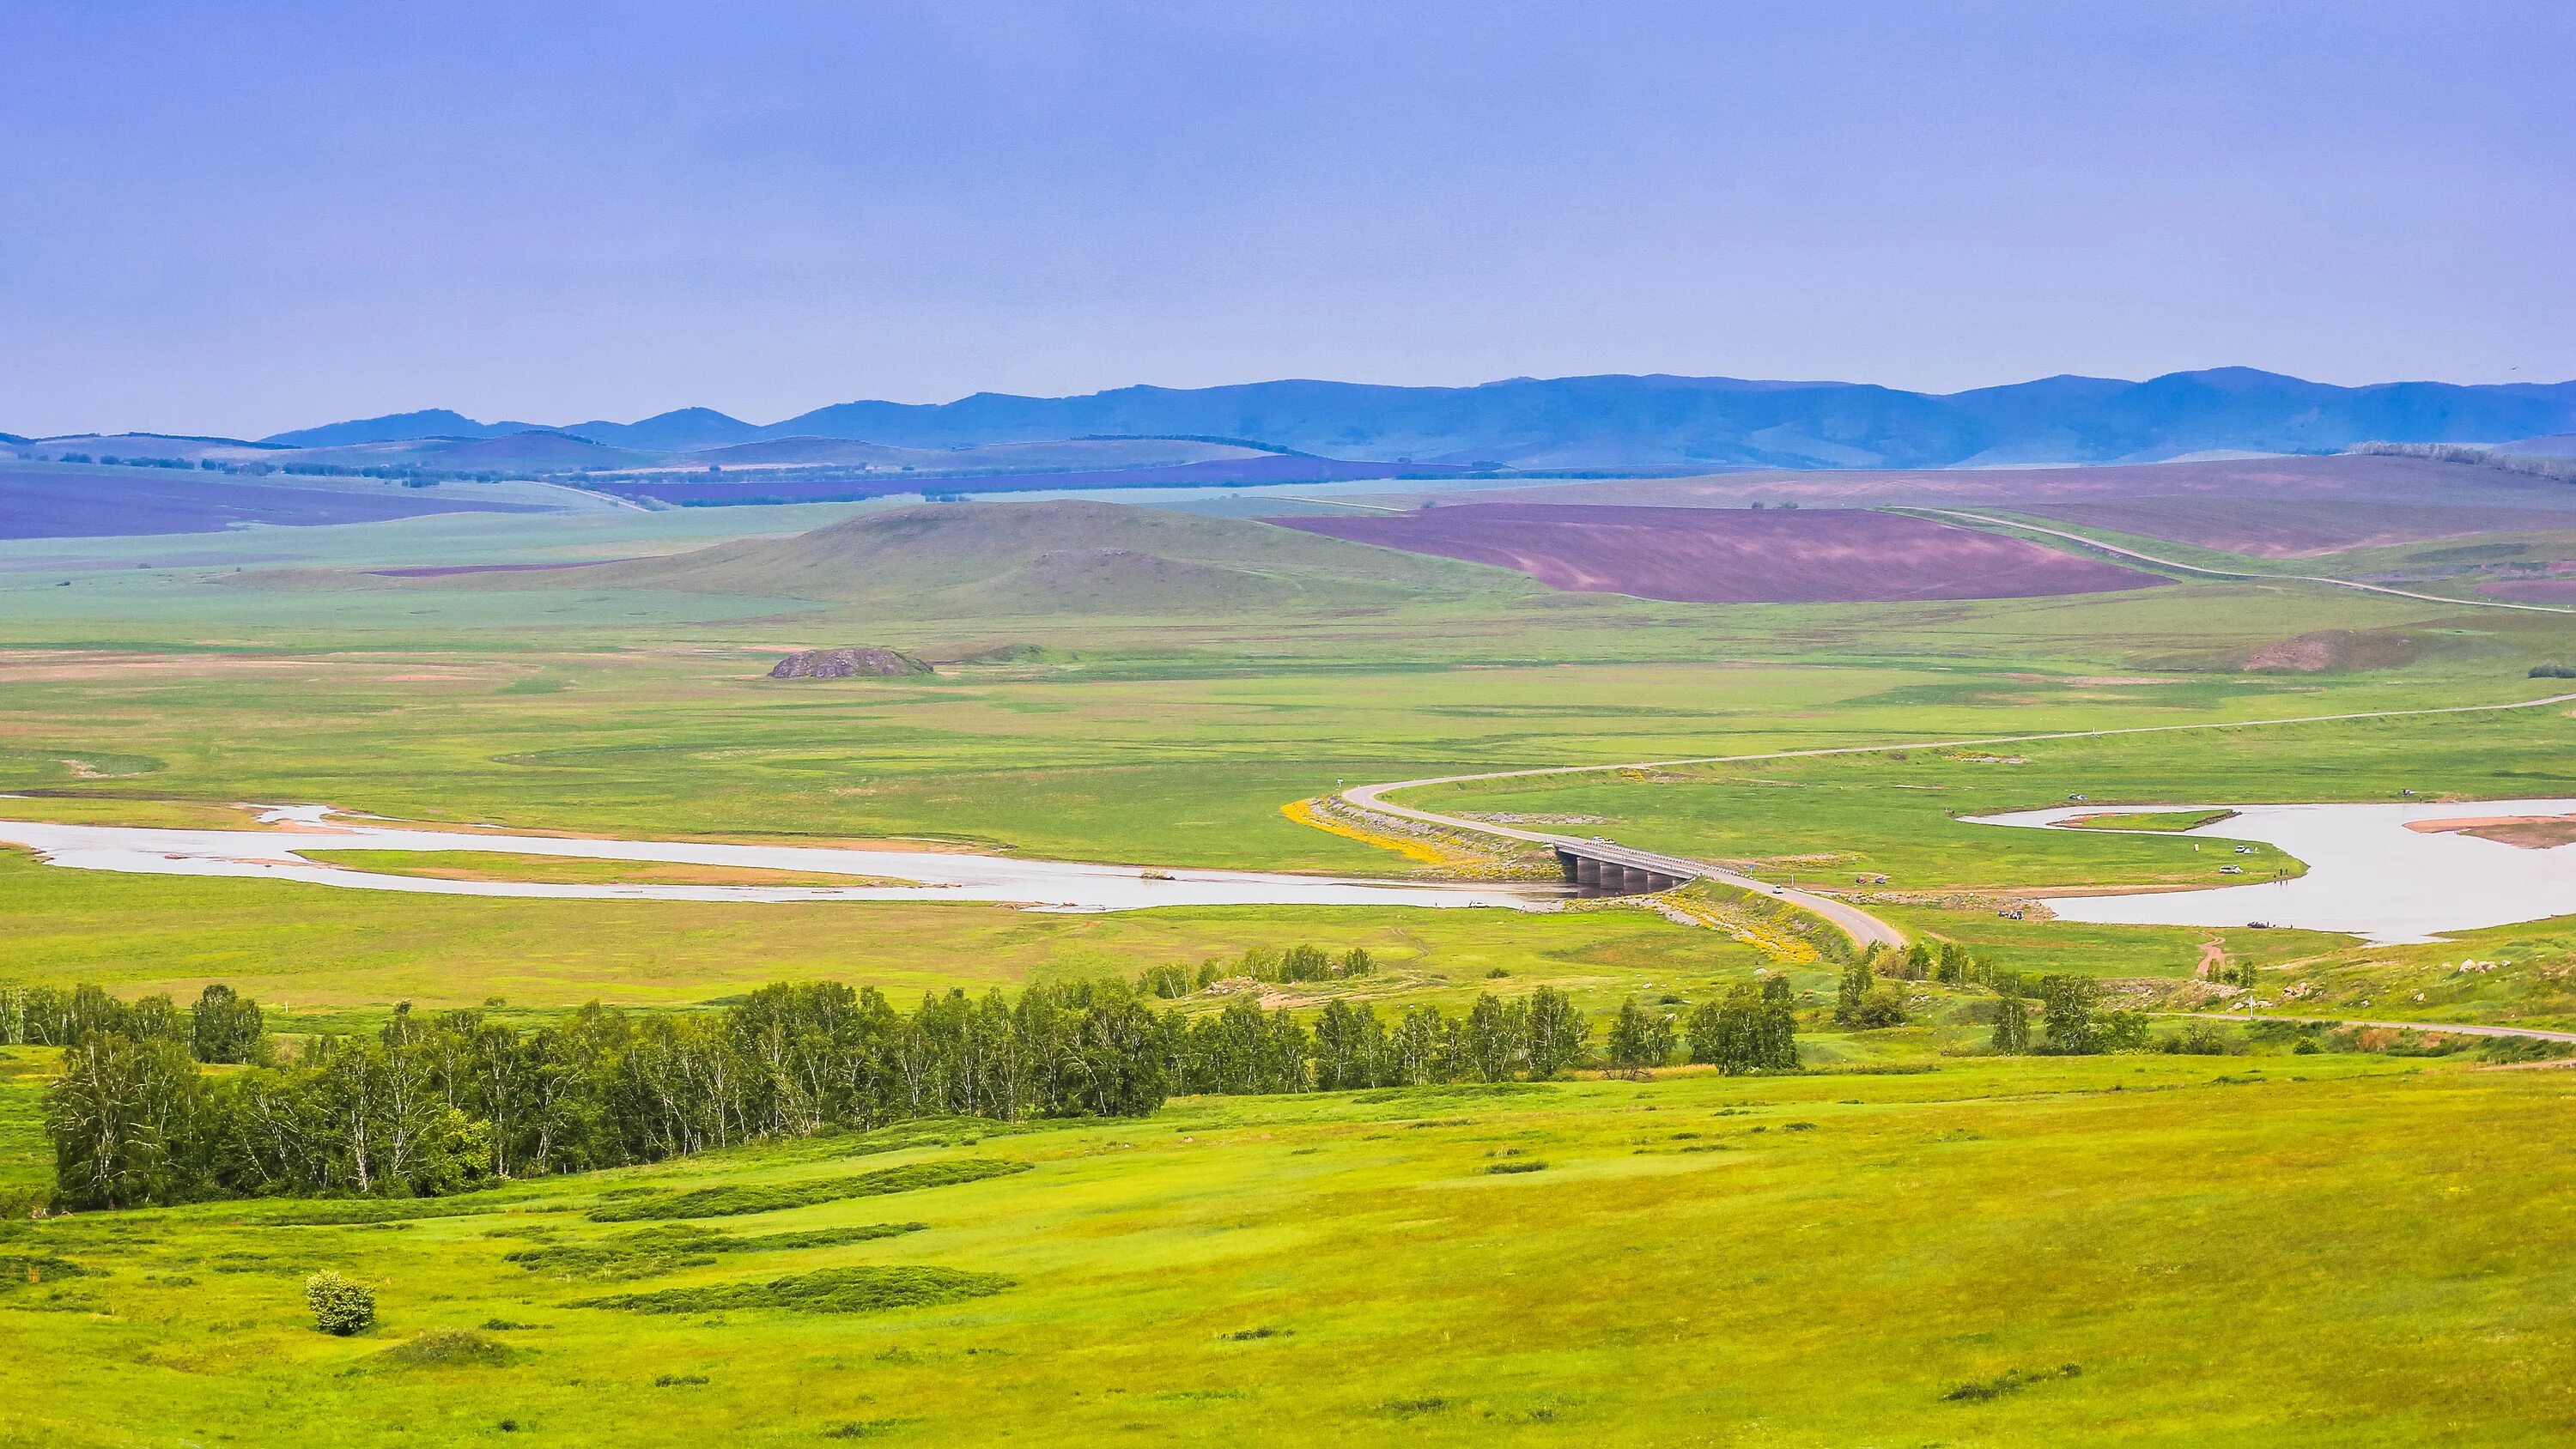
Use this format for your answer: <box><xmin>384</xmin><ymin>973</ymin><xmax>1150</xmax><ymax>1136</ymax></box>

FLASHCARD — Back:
<box><xmin>4</xmin><ymin>1</ymin><xmax>2570</xmax><ymax>437</ymax></box>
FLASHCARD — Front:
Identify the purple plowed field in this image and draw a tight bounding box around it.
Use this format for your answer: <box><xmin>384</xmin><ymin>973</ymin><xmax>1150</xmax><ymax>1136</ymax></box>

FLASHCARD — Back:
<box><xmin>601</xmin><ymin>455</ymin><xmax>1460</xmax><ymax>506</ymax></box>
<box><xmin>1268</xmin><ymin>504</ymin><xmax>2164</xmax><ymax>603</ymax></box>
<box><xmin>0</xmin><ymin>468</ymin><xmax>551</xmax><ymax>541</ymax></box>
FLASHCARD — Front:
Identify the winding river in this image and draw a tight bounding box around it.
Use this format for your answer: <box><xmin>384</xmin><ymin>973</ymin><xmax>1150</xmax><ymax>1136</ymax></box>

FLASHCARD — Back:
<box><xmin>0</xmin><ymin>805</ymin><xmax>1551</xmax><ymax>913</ymax></box>
<box><xmin>1969</xmin><ymin>797</ymin><xmax>2576</xmax><ymax>944</ymax></box>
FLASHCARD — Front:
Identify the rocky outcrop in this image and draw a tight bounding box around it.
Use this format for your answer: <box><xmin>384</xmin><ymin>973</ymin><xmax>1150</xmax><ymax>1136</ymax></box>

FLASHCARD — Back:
<box><xmin>768</xmin><ymin>647</ymin><xmax>933</xmax><ymax>680</ymax></box>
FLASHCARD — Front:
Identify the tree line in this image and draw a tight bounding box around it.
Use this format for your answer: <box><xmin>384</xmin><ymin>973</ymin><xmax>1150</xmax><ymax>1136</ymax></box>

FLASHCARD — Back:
<box><xmin>24</xmin><ymin>969</ymin><xmax>1805</xmax><ymax>1211</ymax></box>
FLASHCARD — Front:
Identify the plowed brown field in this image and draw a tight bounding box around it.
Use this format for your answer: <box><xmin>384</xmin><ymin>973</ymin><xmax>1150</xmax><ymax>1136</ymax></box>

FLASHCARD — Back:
<box><xmin>1267</xmin><ymin>504</ymin><xmax>2162</xmax><ymax>603</ymax></box>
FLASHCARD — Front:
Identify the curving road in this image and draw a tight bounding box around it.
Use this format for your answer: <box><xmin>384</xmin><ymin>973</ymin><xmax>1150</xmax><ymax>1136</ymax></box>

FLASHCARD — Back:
<box><xmin>1334</xmin><ymin>689</ymin><xmax>2576</xmax><ymax>956</ymax></box>
<box><xmin>1340</xmin><ymin>774</ymin><xmax>1905</xmax><ymax>950</ymax></box>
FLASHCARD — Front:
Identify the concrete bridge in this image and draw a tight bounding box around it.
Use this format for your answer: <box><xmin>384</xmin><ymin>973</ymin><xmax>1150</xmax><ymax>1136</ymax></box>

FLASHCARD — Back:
<box><xmin>1552</xmin><ymin>839</ymin><xmax>1701</xmax><ymax>895</ymax></box>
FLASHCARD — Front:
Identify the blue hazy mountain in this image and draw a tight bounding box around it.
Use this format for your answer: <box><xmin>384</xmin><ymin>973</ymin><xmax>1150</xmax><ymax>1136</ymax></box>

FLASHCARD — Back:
<box><xmin>553</xmin><ymin>407</ymin><xmax>761</xmax><ymax>452</ymax></box>
<box><xmin>260</xmin><ymin>409</ymin><xmax>545</xmax><ymax>447</ymax></box>
<box><xmin>249</xmin><ymin>369</ymin><xmax>2576</xmax><ymax>470</ymax></box>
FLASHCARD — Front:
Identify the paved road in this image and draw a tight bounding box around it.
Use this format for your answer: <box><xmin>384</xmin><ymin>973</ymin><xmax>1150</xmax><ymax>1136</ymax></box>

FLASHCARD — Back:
<box><xmin>1336</xmin><ymin>689</ymin><xmax>2576</xmax><ymax>957</ymax></box>
<box><xmin>1341</xmin><ymin>776</ymin><xmax>1910</xmax><ymax>951</ymax></box>
<box><xmin>1912</xmin><ymin>508</ymin><xmax>2576</xmax><ymax>616</ymax></box>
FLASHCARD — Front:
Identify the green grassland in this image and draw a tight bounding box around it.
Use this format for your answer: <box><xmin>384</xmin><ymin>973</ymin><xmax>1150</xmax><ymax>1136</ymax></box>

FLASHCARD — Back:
<box><xmin>2064</xmin><ymin>809</ymin><xmax>2237</xmax><ymax>832</ymax></box>
<box><xmin>11</xmin><ymin>495</ymin><xmax>2576</xmax><ymax>1439</ymax></box>
<box><xmin>292</xmin><ymin>850</ymin><xmax>912</xmax><ymax>889</ymax></box>
<box><xmin>0</xmin><ymin>848</ymin><xmax>1777</xmax><ymax>1014</ymax></box>
<box><xmin>5</xmin><ymin>1052</ymin><xmax>2573</xmax><ymax>1446</ymax></box>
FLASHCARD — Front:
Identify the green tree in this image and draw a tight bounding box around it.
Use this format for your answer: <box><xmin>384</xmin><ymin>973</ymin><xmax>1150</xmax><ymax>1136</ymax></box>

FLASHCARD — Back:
<box><xmin>1694</xmin><ymin>979</ymin><xmax>1802</xmax><ymax>1074</ymax></box>
<box><xmin>2037</xmin><ymin>975</ymin><xmax>2098</xmax><ymax>1054</ymax></box>
<box><xmin>190</xmin><ymin>984</ymin><xmax>265</xmax><ymax>1064</ymax></box>
<box><xmin>1756</xmin><ymin>975</ymin><xmax>1800</xmax><ymax>1070</ymax></box>
<box><xmin>1684</xmin><ymin>997</ymin><xmax>1726</xmax><ymax>1065</ymax></box>
<box><xmin>1990</xmin><ymin>993</ymin><xmax>2032</xmax><ymax>1053</ymax></box>
<box><xmin>1523</xmin><ymin>988</ymin><xmax>1589</xmax><ymax>1079</ymax></box>
<box><xmin>47</xmin><ymin>1034</ymin><xmax>204</xmax><ymax>1209</ymax></box>
<box><xmin>1312</xmin><ymin>999</ymin><xmax>1387</xmax><ymax>1090</ymax></box>
<box><xmin>1390</xmin><ymin>1005</ymin><xmax>1447</xmax><ymax>1086</ymax></box>
<box><xmin>1606</xmin><ymin>998</ymin><xmax>1673</xmax><ymax>1071</ymax></box>
<box><xmin>2095</xmin><ymin>1009</ymin><xmax>2151</xmax><ymax>1053</ymax></box>
<box><xmin>1462</xmin><ymin>995</ymin><xmax>1524</xmax><ymax>1082</ymax></box>
<box><xmin>1935</xmin><ymin>942</ymin><xmax>1973</xmax><ymax>985</ymax></box>
<box><xmin>1135</xmin><ymin>963</ymin><xmax>1192</xmax><ymax>999</ymax></box>
<box><xmin>1279</xmin><ymin>944</ymin><xmax>1333</xmax><ymax>982</ymax></box>
<box><xmin>1833</xmin><ymin>957</ymin><xmax>1874</xmax><ymax>1027</ymax></box>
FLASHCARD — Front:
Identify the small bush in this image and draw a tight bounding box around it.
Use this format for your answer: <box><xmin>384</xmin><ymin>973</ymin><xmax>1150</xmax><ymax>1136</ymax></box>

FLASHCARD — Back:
<box><xmin>1485</xmin><ymin>1160</ymin><xmax>1547</xmax><ymax>1175</ymax></box>
<box><xmin>1942</xmin><ymin>1363</ymin><xmax>2081</xmax><ymax>1403</ymax></box>
<box><xmin>306</xmin><ymin>1270</ymin><xmax>376</xmax><ymax>1336</ymax></box>
<box><xmin>2477</xmin><ymin>1035</ymin><xmax>2575</xmax><ymax>1064</ymax></box>
<box><xmin>2158</xmin><ymin>1022</ymin><xmax>2236</xmax><ymax>1056</ymax></box>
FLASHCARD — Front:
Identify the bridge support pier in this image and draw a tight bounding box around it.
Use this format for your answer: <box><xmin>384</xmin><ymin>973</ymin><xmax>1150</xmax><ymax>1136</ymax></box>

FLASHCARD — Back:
<box><xmin>1553</xmin><ymin>844</ymin><xmax>1694</xmax><ymax>898</ymax></box>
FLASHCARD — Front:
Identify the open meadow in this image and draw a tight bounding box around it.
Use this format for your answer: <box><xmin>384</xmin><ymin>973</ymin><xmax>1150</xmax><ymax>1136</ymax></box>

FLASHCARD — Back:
<box><xmin>8</xmin><ymin>474</ymin><xmax>2576</xmax><ymax>1442</ymax></box>
<box><xmin>4</xmin><ymin>1049</ymin><xmax>2573</xmax><ymax>1446</ymax></box>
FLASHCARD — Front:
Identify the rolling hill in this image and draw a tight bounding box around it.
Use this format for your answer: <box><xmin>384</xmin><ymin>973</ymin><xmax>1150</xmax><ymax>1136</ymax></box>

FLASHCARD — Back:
<box><xmin>526</xmin><ymin>500</ymin><xmax>1541</xmax><ymax>614</ymax></box>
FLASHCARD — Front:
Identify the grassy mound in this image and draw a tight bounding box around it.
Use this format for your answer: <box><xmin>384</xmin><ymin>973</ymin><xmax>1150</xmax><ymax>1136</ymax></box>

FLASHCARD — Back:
<box><xmin>371</xmin><ymin>1328</ymin><xmax>520</xmax><ymax>1368</ymax></box>
<box><xmin>507</xmin><ymin>1222</ymin><xmax>925</xmax><ymax>1280</ymax></box>
<box><xmin>544</xmin><ymin>500</ymin><xmax>1534</xmax><ymax>613</ymax></box>
<box><xmin>574</xmin><ymin>1264</ymin><xmax>1011</xmax><ymax>1317</ymax></box>
<box><xmin>589</xmin><ymin>1159</ymin><xmax>1030</xmax><ymax>1222</ymax></box>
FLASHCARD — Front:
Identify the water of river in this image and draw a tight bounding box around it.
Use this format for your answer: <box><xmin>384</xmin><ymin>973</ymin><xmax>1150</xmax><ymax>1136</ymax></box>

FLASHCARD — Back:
<box><xmin>0</xmin><ymin>806</ymin><xmax>1551</xmax><ymax>913</ymax></box>
<box><xmin>1969</xmin><ymin>797</ymin><xmax>2576</xmax><ymax>944</ymax></box>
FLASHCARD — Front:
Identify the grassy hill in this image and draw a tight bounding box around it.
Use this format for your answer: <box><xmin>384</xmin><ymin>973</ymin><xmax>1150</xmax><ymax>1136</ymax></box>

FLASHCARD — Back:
<box><xmin>556</xmin><ymin>500</ymin><xmax>1540</xmax><ymax>614</ymax></box>
<box><xmin>6</xmin><ymin>1049</ymin><xmax>2573</xmax><ymax>1446</ymax></box>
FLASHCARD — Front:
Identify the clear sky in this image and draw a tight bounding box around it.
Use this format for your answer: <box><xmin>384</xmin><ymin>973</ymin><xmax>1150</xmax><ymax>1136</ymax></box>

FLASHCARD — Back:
<box><xmin>5</xmin><ymin>1</ymin><xmax>2570</xmax><ymax>438</ymax></box>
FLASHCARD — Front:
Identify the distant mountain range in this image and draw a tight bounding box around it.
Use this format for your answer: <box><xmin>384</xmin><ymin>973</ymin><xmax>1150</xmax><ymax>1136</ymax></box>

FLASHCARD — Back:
<box><xmin>20</xmin><ymin>367</ymin><xmax>2576</xmax><ymax>476</ymax></box>
<box><xmin>231</xmin><ymin>368</ymin><xmax>2576</xmax><ymax>471</ymax></box>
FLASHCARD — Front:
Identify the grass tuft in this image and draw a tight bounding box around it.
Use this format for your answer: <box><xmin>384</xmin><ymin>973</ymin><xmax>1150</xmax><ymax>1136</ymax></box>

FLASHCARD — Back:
<box><xmin>1942</xmin><ymin>1363</ymin><xmax>2082</xmax><ymax>1403</ymax></box>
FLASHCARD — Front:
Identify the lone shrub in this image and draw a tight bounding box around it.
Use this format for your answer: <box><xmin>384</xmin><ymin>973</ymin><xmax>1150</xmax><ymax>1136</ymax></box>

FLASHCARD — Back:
<box><xmin>306</xmin><ymin>1270</ymin><xmax>376</xmax><ymax>1335</ymax></box>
